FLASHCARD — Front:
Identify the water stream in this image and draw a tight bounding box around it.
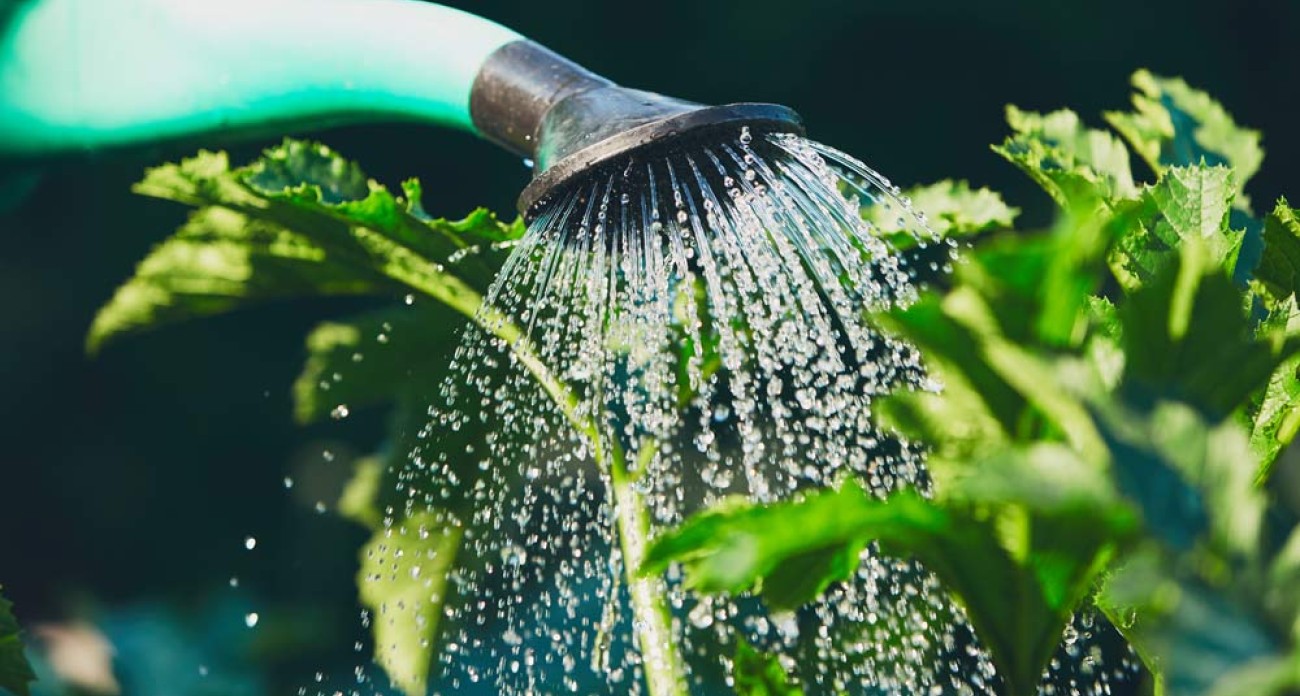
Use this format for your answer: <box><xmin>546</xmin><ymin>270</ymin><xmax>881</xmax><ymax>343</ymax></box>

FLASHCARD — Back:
<box><xmin>350</xmin><ymin>131</ymin><xmax>1137</xmax><ymax>695</ymax></box>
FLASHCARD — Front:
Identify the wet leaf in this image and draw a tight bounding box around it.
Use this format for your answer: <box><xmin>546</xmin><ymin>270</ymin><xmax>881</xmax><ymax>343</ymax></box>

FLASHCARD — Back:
<box><xmin>880</xmin><ymin>235</ymin><xmax>1111</xmax><ymax>466</ymax></box>
<box><xmin>863</xmin><ymin>179</ymin><xmax>1018</xmax><ymax>245</ymax></box>
<box><xmin>0</xmin><ymin>588</ymin><xmax>34</xmax><ymax>696</ymax></box>
<box><xmin>732</xmin><ymin>639</ymin><xmax>804</xmax><ymax>696</ymax></box>
<box><xmin>992</xmin><ymin>106</ymin><xmax>1138</xmax><ymax>208</ymax></box>
<box><xmin>1105</xmin><ymin>70</ymin><xmax>1263</xmax><ymax>206</ymax></box>
<box><xmin>358</xmin><ymin>511</ymin><xmax>462</xmax><ymax>696</ymax></box>
<box><xmin>646</xmin><ymin>453</ymin><xmax>1137</xmax><ymax>696</ymax></box>
<box><xmin>88</xmin><ymin>140</ymin><xmax>520</xmax><ymax>352</ymax></box>
<box><xmin>293</xmin><ymin>305</ymin><xmax>459</xmax><ymax>424</ymax></box>
<box><xmin>1099</xmin><ymin>550</ymin><xmax>1281</xmax><ymax>696</ymax></box>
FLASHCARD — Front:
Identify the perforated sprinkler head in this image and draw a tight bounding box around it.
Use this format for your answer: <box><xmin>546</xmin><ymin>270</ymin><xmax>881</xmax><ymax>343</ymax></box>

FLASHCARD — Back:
<box><xmin>469</xmin><ymin>41</ymin><xmax>804</xmax><ymax>221</ymax></box>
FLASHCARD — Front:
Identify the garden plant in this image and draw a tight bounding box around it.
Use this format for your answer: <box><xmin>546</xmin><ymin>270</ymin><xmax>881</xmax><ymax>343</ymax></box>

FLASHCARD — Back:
<box><xmin>3</xmin><ymin>71</ymin><xmax>1300</xmax><ymax>696</ymax></box>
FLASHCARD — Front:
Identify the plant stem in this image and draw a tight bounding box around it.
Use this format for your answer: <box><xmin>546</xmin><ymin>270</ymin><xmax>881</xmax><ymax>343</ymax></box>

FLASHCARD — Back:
<box><xmin>448</xmin><ymin>290</ymin><xmax>688</xmax><ymax>695</ymax></box>
<box><xmin>607</xmin><ymin>440</ymin><xmax>689</xmax><ymax>696</ymax></box>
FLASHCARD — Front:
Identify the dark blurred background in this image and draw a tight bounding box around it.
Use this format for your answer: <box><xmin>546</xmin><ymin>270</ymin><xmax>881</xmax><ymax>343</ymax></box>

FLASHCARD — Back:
<box><xmin>2</xmin><ymin>0</ymin><xmax>1298</xmax><ymax>693</ymax></box>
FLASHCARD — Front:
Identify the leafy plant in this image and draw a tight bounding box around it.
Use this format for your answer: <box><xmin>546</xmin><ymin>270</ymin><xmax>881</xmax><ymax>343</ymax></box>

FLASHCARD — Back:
<box><xmin>645</xmin><ymin>71</ymin><xmax>1300</xmax><ymax>696</ymax></box>
<box><xmin>87</xmin><ymin>139</ymin><xmax>697</xmax><ymax>695</ymax></box>
<box><xmin>87</xmin><ymin>70</ymin><xmax>1300</xmax><ymax>696</ymax></box>
<box><xmin>732</xmin><ymin>639</ymin><xmax>804</xmax><ymax>696</ymax></box>
<box><xmin>0</xmin><ymin>587</ymin><xmax>35</xmax><ymax>696</ymax></box>
<box><xmin>87</xmin><ymin>127</ymin><xmax>1015</xmax><ymax>694</ymax></box>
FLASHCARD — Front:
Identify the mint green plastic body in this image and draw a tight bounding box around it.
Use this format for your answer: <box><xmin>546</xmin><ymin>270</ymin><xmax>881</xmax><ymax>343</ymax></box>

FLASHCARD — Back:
<box><xmin>0</xmin><ymin>0</ymin><xmax>521</xmax><ymax>157</ymax></box>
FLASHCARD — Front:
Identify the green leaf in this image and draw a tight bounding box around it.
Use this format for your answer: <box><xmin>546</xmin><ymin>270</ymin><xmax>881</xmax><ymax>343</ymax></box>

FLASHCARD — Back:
<box><xmin>992</xmin><ymin>106</ymin><xmax>1138</xmax><ymax>208</ymax></box>
<box><xmin>358</xmin><ymin>511</ymin><xmax>462</xmax><ymax>696</ymax></box>
<box><xmin>88</xmin><ymin>140</ymin><xmax>518</xmax><ymax>352</ymax></box>
<box><xmin>1109</xmin><ymin>165</ymin><xmax>1242</xmax><ymax>291</ymax></box>
<box><xmin>1205</xmin><ymin>653</ymin><xmax>1300</xmax><ymax>696</ymax></box>
<box><xmin>863</xmin><ymin>179</ymin><xmax>1018</xmax><ymax>245</ymax></box>
<box><xmin>0</xmin><ymin>588</ymin><xmax>34</xmax><ymax>696</ymax></box>
<box><xmin>1093</xmin><ymin>399</ymin><xmax>1265</xmax><ymax>559</ymax></box>
<box><xmin>1105</xmin><ymin>70</ymin><xmax>1263</xmax><ymax>206</ymax></box>
<box><xmin>732</xmin><ymin>640</ymin><xmax>804</xmax><ymax>696</ymax></box>
<box><xmin>1099</xmin><ymin>548</ymin><xmax>1281</xmax><ymax>696</ymax></box>
<box><xmin>339</xmin><ymin>456</ymin><xmax>386</xmax><ymax>530</ymax></box>
<box><xmin>1255</xmin><ymin>199</ymin><xmax>1300</xmax><ymax>308</ymax></box>
<box><xmin>1085</xmin><ymin>296</ymin><xmax>1125</xmax><ymax>391</ymax></box>
<box><xmin>1149</xmin><ymin>166</ymin><xmax>1239</xmax><ymax>260</ymax></box>
<box><xmin>645</xmin><ymin>456</ymin><xmax>1137</xmax><ymax>696</ymax></box>
<box><xmin>873</xmin><ymin>368</ymin><xmax>1007</xmax><ymax>489</ymax></box>
<box><xmin>1248</xmin><ymin>295</ymin><xmax>1300</xmax><ymax>485</ymax></box>
<box><xmin>871</xmin><ymin>216</ymin><xmax>1121</xmax><ymax>484</ymax></box>
<box><xmin>878</xmin><ymin>292</ymin><xmax>1027</xmax><ymax>446</ymax></box>
<box><xmin>1264</xmin><ymin>525</ymin><xmax>1300</xmax><ymax>641</ymax></box>
<box><xmin>293</xmin><ymin>305</ymin><xmax>459</xmax><ymax>424</ymax></box>
<box><xmin>640</xmin><ymin>481</ymin><xmax>909</xmax><ymax>606</ymax></box>
<box><xmin>1118</xmin><ymin>239</ymin><xmax>1299</xmax><ymax>418</ymax></box>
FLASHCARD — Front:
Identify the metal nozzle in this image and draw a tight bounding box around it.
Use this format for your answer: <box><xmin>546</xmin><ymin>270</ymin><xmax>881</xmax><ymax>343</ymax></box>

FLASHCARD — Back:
<box><xmin>469</xmin><ymin>41</ymin><xmax>803</xmax><ymax>220</ymax></box>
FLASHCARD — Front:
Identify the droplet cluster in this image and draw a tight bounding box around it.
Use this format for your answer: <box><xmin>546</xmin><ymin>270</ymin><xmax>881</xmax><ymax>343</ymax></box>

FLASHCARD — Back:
<box><xmin>328</xmin><ymin>132</ymin><xmax>1137</xmax><ymax>694</ymax></box>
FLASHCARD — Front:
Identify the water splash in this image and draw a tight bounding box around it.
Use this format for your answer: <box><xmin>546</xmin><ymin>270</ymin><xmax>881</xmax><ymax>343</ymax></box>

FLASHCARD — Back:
<box><xmin>347</xmin><ymin>131</ymin><xmax>1138</xmax><ymax>694</ymax></box>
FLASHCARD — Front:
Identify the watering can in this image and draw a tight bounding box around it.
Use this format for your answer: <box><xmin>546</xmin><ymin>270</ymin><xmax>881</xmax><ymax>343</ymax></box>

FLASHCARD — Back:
<box><xmin>0</xmin><ymin>0</ymin><xmax>800</xmax><ymax>215</ymax></box>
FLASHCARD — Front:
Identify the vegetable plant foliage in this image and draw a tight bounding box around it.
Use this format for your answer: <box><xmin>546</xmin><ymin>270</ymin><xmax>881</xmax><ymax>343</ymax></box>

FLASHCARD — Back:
<box><xmin>0</xmin><ymin>587</ymin><xmax>34</xmax><ymax>696</ymax></box>
<box><xmin>647</xmin><ymin>72</ymin><xmax>1300</xmax><ymax>696</ymax></box>
<box><xmin>84</xmin><ymin>71</ymin><xmax>1300</xmax><ymax>695</ymax></box>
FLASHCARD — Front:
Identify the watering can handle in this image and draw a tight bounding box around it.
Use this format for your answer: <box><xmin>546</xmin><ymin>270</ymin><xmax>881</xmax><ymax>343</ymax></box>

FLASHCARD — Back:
<box><xmin>0</xmin><ymin>0</ymin><xmax>522</xmax><ymax>159</ymax></box>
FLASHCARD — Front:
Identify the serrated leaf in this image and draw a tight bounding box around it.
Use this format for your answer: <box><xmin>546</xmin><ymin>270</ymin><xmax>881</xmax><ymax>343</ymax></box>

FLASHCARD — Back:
<box><xmin>1105</xmin><ymin>70</ymin><xmax>1263</xmax><ymax>207</ymax></box>
<box><xmin>863</xmin><ymin>179</ymin><xmax>1018</xmax><ymax>245</ymax></box>
<box><xmin>358</xmin><ymin>512</ymin><xmax>461</xmax><ymax>696</ymax></box>
<box><xmin>1150</xmin><ymin>166</ymin><xmax>1236</xmax><ymax>242</ymax></box>
<box><xmin>732</xmin><ymin>640</ymin><xmax>804</xmax><ymax>696</ymax></box>
<box><xmin>1249</xmin><ymin>295</ymin><xmax>1300</xmax><ymax>485</ymax></box>
<box><xmin>1086</xmin><ymin>297</ymin><xmax>1125</xmax><ymax>390</ymax></box>
<box><xmin>1119</xmin><ymin>239</ymin><xmax>1300</xmax><ymax>419</ymax></box>
<box><xmin>992</xmin><ymin>106</ymin><xmax>1138</xmax><ymax>208</ymax></box>
<box><xmin>0</xmin><ymin>588</ymin><xmax>34</xmax><ymax>696</ymax></box>
<box><xmin>88</xmin><ymin>139</ymin><xmax>520</xmax><ymax>352</ymax></box>
<box><xmin>1109</xmin><ymin>165</ymin><xmax>1242</xmax><ymax>291</ymax></box>
<box><xmin>646</xmin><ymin>458</ymin><xmax>1136</xmax><ymax>696</ymax></box>
<box><xmin>1256</xmin><ymin>199</ymin><xmax>1300</xmax><ymax>308</ymax></box>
